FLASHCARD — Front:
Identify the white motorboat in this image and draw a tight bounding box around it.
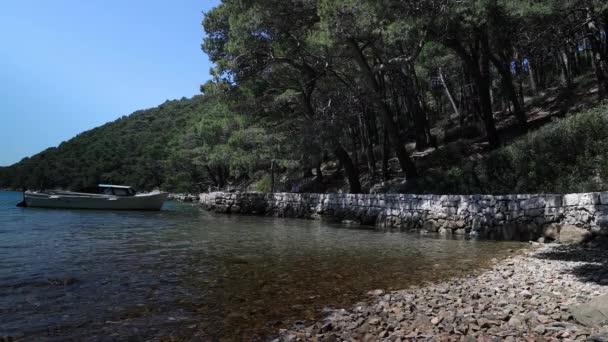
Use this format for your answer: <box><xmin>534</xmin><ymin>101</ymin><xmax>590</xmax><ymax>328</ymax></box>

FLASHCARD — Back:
<box><xmin>18</xmin><ymin>184</ymin><xmax>168</xmax><ymax>211</ymax></box>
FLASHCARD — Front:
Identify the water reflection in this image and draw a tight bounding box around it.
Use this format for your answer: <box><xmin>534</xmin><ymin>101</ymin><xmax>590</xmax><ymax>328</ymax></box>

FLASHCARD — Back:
<box><xmin>0</xmin><ymin>192</ymin><xmax>524</xmax><ymax>341</ymax></box>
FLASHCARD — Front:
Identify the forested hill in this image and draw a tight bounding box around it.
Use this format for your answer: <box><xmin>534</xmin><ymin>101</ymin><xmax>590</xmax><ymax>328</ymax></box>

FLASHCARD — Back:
<box><xmin>3</xmin><ymin>0</ymin><xmax>608</xmax><ymax>195</ymax></box>
<box><xmin>0</xmin><ymin>96</ymin><xmax>204</xmax><ymax>191</ymax></box>
<box><xmin>0</xmin><ymin>95</ymin><xmax>259</xmax><ymax>192</ymax></box>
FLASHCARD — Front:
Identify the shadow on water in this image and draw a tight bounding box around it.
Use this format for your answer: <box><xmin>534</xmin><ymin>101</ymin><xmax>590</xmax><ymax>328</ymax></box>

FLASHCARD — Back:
<box><xmin>533</xmin><ymin>239</ymin><xmax>608</xmax><ymax>285</ymax></box>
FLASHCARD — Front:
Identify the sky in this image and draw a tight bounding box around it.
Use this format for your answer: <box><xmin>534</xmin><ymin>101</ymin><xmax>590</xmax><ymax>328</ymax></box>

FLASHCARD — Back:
<box><xmin>0</xmin><ymin>0</ymin><xmax>220</xmax><ymax>166</ymax></box>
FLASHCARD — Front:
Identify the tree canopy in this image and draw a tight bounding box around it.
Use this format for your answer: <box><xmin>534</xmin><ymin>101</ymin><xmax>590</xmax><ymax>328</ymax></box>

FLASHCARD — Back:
<box><xmin>2</xmin><ymin>0</ymin><xmax>608</xmax><ymax>195</ymax></box>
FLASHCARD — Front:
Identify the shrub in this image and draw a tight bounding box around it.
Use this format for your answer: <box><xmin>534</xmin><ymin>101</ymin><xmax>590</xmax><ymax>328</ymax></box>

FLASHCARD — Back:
<box><xmin>254</xmin><ymin>174</ymin><xmax>273</xmax><ymax>193</ymax></box>
<box><xmin>417</xmin><ymin>103</ymin><xmax>608</xmax><ymax>194</ymax></box>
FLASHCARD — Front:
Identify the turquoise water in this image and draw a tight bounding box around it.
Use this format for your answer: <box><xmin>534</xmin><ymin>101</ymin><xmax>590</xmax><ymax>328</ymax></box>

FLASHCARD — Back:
<box><xmin>0</xmin><ymin>191</ymin><xmax>524</xmax><ymax>340</ymax></box>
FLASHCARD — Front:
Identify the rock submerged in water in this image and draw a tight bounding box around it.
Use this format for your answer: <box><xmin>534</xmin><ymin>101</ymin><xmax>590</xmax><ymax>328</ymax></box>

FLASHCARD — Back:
<box><xmin>47</xmin><ymin>277</ymin><xmax>78</xmax><ymax>286</ymax></box>
<box><xmin>277</xmin><ymin>243</ymin><xmax>608</xmax><ymax>341</ymax></box>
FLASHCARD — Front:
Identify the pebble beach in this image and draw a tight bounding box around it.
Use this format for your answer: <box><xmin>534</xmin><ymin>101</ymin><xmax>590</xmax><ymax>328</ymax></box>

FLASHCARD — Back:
<box><xmin>277</xmin><ymin>239</ymin><xmax>608</xmax><ymax>341</ymax></box>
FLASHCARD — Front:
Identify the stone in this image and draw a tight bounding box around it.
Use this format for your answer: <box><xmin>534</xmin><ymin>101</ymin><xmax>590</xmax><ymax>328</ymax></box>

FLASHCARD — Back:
<box><xmin>545</xmin><ymin>195</ymin><xmax>563</xmax><ymax>208</ymax></box>
<box><xmin>588</xmin><ymin>334</ymin><xmax>608</xmax><ymax>342</ymax></box>
<box><xmin>532</xmin><ymin>324</ymin><xmax>546</xmax><ymax>334</ymax></box>
<box><xmin>368</xmin><ymin>289</ymin><xmax>384</xmax><ymax>296</ymax></box>
<box><xmin>321</xmin><ymin>321</ymin><xmax>335</xmax><ymax>333</ymax></box>
<box><xmin>521</xmin><ymin>197</ymin><xmax>546</xmax><ymax>210</ymax></box>
<box><xmin>559</xmin><ymin>225</ymin><xmax>591</xmax><ymax>244</ymax></box>
<box><xmin>597</xmin><ymin>215</ymin><xmax>608</xmax><ymax>232</ymax></box>
<box><xmin>520</xmin><ymin>290</ymin><xmax>533</xmax><ymax>299</ymax></box>
<box><xmin>508</xmin><ymin>316</ymin><xmax>525</xmax><ymax>329</ymax></box>
<box><xmin>438</xmin><ymin>227</ymin><xmax>453</xmax><ymax>235</ymax></box>
<box><xmin>570</xmin><ymin>295</ymin><xmax>608</xmax><ymax>327</ymax></box>
<box><xmin>537</xmin><ymin>315</ymin><xmax>551</xmax><ymax>324</ymax></box>
<box><xmin>411</xmin><ymin>314</ymin><xmax>432</xmax><ymax>331</ymax></box>
<box><xmin>543</xmin><ymin>223</ymin><xmax>561</xmax><ymax>240</ymax></box>
<box><xmin>275</xmin><ymin>242</ymin><xmax>608</xmax><ymax>341</ymax></box>
<box><xmin>422</xmin><ymin>220</ymin><xmax>439</xmax><ymax>232</ymax></box>
<box><xmin>564</xmin><ymin>193</ymin><xmax>599</xmax><ymax>206</ymax></box>
<box><xmin>368</xmin><ymin>318</ymin><xmax>380</xmax><ymax>325</ymax></box>
<box><xmin>600</xmin><ymin>192</ymin><xmax>608</xmax><ymax>205</ymax></box>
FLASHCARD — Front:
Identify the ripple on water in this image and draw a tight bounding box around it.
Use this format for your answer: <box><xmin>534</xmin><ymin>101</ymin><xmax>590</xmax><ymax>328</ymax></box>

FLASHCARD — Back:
<box><xmin>0</xmin><ymin>191</ymin><xmax>526</xmax><ymax>340</ymax></box>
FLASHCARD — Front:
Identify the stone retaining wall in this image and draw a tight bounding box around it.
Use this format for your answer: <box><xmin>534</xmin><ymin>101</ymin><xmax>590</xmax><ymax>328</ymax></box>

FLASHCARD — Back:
<box><xmin>199</xmin><ymin>192</ymin><xmax>608</xmax><ymax>241</ymax></box>
<box><xmin>168</xmin><ymin>193</ymin><xmax>199</xmax><ymax>202</ymax></box>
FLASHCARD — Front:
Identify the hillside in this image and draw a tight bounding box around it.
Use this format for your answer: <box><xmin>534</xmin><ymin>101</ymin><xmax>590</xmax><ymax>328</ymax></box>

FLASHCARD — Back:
<box><xmin>3</xmin><ymin>0</ymin><xmax>608</xmax><ymax>196</ymax></box>
<box><xmin>0</xmin><ymin>96</ymin><xmax>220</xmax><ymax>191</ymax></box>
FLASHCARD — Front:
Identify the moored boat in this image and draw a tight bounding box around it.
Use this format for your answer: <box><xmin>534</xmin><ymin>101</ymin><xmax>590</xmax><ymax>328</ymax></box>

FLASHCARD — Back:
<box><xmin>18</xmin><ymin>184</ymin><xmax>168</xmax><ymax>211</ymax></box>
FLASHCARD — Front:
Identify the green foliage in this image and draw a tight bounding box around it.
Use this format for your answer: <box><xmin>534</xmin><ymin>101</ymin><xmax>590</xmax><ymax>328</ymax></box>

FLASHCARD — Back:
<box><xmin>0</xmin><ymin>95</ymin><xmax>277</xmax><ymax>192</ymax></box>
<box><xmin>417</xmin><ymin>104</ymin><xmax>608</xmax><ymax>194</ymax></box>
<box><xmin>4</xmin><ymin>0</ymin><xmax>608</xmax><ymax>196</ymax></box>
<box><xmin>0</xmin><ymin>96</ymin><xmax>209</xmax><ymax>190</ymax></box>
<box><xmin>254</xmin><ymin>174</ymin><xmax>273</xmax><ymax>192</ymax></box>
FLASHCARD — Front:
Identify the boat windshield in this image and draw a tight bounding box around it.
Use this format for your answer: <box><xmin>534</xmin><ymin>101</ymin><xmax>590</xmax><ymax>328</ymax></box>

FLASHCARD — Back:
<box><xmin>111</xmin><ymin>188</ymin><xmax>135</xmax><ymax>196</ymax></box>
<box><xmin>77</xmin><ymin>186</ymin><xmax>136</xmax><ymax>196</ymax></box>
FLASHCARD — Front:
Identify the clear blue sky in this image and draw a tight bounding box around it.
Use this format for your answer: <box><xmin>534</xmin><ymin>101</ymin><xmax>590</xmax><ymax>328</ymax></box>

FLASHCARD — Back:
<box><xmin>0</xmin><ymin>0</ymin><xmax>220</xmax><ymax>166</ymax></box>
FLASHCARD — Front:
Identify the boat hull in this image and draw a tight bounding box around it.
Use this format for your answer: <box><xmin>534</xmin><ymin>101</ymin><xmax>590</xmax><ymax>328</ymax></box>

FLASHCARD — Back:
<box><xmin>23</xmin><ymin>191</ymin><xmax>169</xmax><ymax>211</ymax></box>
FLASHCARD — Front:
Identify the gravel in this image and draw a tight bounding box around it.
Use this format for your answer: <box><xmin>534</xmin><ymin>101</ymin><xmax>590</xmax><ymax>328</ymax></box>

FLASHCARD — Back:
<box><xmin>275</xmin><ymin>239</ymin><xmax>608</xmax><ymax>341</ymax></box>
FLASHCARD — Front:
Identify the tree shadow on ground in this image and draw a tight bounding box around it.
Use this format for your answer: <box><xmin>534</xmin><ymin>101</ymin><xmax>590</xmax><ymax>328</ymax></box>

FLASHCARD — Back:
<box><xmin>533</xmin><ymin>240</ymin><xmax>608</xmax><ymax>285</ymax></box>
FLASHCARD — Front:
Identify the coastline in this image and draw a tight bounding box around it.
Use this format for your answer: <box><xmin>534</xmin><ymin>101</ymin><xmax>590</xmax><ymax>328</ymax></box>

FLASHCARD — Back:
<box><xmin>275</xmin><ymin>240</ymin><xmax>608</xmax><ymax>341</ymax></box>
<box><xmin>199</xmin><ymin>191</ymin><xmax>608</xmax><ymax>242</ymax></box>
<box><xmin>167</xmin><ymin>193</ymin><xmax>199</xmax><ymax>202</ymax></box>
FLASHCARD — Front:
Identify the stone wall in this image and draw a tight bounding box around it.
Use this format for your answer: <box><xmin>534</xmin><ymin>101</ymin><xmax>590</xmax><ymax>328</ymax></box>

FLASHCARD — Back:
<box><xmin>199</xmin><ymin>192</ymin><xmax>608</xmax><ymax>241</ymax></box>
<box><xmin>168</xmin><ymin>193</ymin><xmax>199</xmax><ymax>202</ymax></box>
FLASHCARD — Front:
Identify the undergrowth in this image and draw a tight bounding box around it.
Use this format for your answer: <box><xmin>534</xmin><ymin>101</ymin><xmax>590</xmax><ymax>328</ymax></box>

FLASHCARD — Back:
<box><xmin>415</xmin><ymin>102</ymin><xmax>608</xmax><ymax>194</ymax></box>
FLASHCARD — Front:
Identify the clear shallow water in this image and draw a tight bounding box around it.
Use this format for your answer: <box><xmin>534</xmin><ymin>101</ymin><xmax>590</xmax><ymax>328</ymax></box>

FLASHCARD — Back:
<box><xmin>0</xmin><ymin>191</ymin><xmax>525</xmax><ymax>341</ymax></box>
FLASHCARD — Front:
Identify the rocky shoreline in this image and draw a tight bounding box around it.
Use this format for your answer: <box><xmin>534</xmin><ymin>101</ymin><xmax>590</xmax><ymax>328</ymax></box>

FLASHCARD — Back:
<box><xmin>276</xmin><ymin>239</ymin><xmax>608</xmax><ymax>341</ymax></box>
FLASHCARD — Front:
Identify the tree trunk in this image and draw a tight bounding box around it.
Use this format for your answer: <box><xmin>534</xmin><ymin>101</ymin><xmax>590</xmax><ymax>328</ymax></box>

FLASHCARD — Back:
<box><xmin>403</xmin><ymin>64</ymin><xmax>431</xmax><ymax>151</ymax></box>
<box><xmin>382</xmin><ymin>128</ymin><xmax>390</xmax><ymax>181</ymax></box>
<box><xmin>518</xmin><ymin>77</ymin><xmax>524</xmax><ymax>110</ymax></box>
<box><xmin>334</xmin><ymin>144</ymin><xmax>362</xmax><ymax>194</ymax></box>
<box><xmin>348</xmin><ymin>39</ymin><xmax>418</xmax><ymax>179</ymax></box>
<box><xmin>359</xmin><ymin>112</ymin><xmax>376</xmax><ymax>177</ymax></box>
<box><xmin>573</xmin><ymin>46</ymin><xmax>581</xmax><ymax>75</ymax></box>
<box><xmin>408</xmin><ymin>94</ymin><xmax>430</xmax><ymax>151</ymax></box>
<box><xmin>589</xmin><ymin>34</ymin><xmax>608</xmax><ymax>98</ymax></box>
<box><xmin>556</xmin><ymin>49</ymin><xmax>572</xmax><ymax>89</ymax></box>
<box><xmin>478</xmin><ymin>59</ymin><xmax>500</xmax><ymax>147</ymax></box>
<box><xmin>270</xmin><ymin>160</ymin><xmax>275</xmax><ymax>193</ymax></box>
<box><xmin>413</xmin><ymin>65</ymin><xmax>435</xmax><ymax>147</ymax></box>
<box><xmin>316</xmin><ymin>162</ymin><xmax>323</xmax><ymax>184</ymax></box>
<box><xmin>439</xmin><ymin>67</ymin><xmax>460</xmax><ymax>119</ymax></box>
<box><xmin>585</xmin><ymin>8</ymin><xmax>608</xmax><ymax>98</ymax></box>
<box><xmin>446</xmin><ymin>34</ymin><xmax>500</xmax><ymax>148</ymax></box>
<box><xmin>349</xmin><ymin>127</ymin><xmax>359</xmax><ymax>167</ymax></box>
<box><xmin>205</xmin><ymin>165</ymin><xmax>219</xmax><ymax>187</ymax></box>
<box><xmin>490</xmin><ymin>56</ymin><xmax>527</xmax><ymax>129</ymax></box>
<box><xmin>528</xmin><ymin>58</ymin><xmax>537</xmax><ymax>94</ymax></box>
<box><xmin>537</xmin><ymin>56</ymin><xmax>546</xmax><ymax>90</ymax></box>
<box><xmin>216</xmin><ymin>166</ymin><xmax>225</xmax><ymax>189</ymax></box>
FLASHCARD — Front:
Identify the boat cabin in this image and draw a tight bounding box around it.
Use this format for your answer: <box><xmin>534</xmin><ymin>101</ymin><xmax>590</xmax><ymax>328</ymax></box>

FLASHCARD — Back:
<box><xmin>79</xmin><ymin>184</ymin><xmax>137</xmax><ymax>197</ymax></box>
